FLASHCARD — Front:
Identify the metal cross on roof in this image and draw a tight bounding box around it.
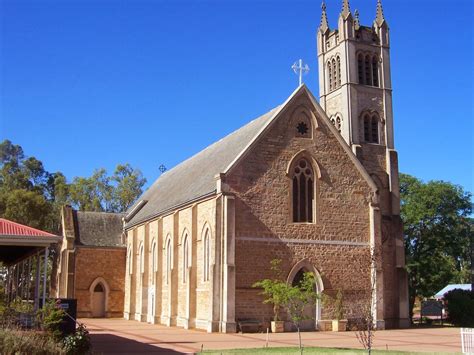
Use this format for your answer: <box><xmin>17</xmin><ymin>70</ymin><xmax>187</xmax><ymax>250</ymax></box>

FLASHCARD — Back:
<box><xmin>158</xmin><ymin>164</ymin><xmax>167</xmax><ymax>173</ymax></box>
<box><xmin>291</xmin><ymin>59</ymin><xmax>310</xmax><ymax>86</ymax></box>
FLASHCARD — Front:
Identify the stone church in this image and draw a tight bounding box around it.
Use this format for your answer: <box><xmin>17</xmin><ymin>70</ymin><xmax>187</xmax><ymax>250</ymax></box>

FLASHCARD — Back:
<box><xmin>123</xmin><ymin>0</ymin><xmax>409</xmax><ymax>332</ymax></box>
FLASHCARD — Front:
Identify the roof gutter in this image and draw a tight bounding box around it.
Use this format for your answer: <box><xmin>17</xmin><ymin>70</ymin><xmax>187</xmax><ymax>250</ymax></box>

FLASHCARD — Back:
<box><xmin>0</xmin><ymin>234</ymin><xmax>61</xmax><ymax>247</ymax></box>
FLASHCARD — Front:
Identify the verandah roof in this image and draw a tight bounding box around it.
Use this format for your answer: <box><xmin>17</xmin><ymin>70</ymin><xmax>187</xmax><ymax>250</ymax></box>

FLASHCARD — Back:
<box><xmin>0</xmin><ymin>218</ymin><xmax>60</xmax><ymax>265</ymax></box>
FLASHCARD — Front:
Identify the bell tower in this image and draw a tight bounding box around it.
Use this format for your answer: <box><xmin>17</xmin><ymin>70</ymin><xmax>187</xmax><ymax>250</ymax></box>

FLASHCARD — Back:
<box><xmin>317</xmin><ymin>0</ymin><xmax>410</xmax><ymax>329</ymax></box>
<box><xmin>317</xmin><ymin>0</ymin><xmax>392</xmax><ymax>150</ymax></box>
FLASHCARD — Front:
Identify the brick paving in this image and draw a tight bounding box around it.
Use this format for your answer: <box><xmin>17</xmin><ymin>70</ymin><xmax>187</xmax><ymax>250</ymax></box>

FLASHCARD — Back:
<box><xmin>80</xmin><ymin>318</ymin><xmax>462</xmax><ymax>354</ymax></box>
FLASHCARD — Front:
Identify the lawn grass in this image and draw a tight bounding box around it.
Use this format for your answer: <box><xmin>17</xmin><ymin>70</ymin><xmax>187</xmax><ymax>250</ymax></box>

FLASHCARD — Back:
<box><xmin>200</xmin><ymin>347</ymin><xmax>458</xmax><ymax>355</ymax></box>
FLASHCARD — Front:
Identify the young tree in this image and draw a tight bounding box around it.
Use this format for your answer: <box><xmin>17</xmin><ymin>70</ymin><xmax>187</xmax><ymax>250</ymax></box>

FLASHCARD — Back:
<box><xmin>252</xmin><ymin>259</ymin><xmax>287</xmax><ymax>322</ymax></box>
<box><xmin>284</xmin><ymin>272</ymin><xmax>319</xmax><ymax>355</ymax></box>
<box><xmin>400</xmin><ymin>173</ymin><xmax>472</xmax><ymax>318</ymax></box>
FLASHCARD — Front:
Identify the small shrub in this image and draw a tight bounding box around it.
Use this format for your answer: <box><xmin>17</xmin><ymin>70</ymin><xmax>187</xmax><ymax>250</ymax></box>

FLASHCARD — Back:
<box><xmin>37</xmin><ymin>300</ymin><xmax>66</xmax><ymax>341</ymax></box>
<box><xmin>0</xmin><ymin>328</ymin><xmax>65</xmax><ymax>354</ymax></box>
<box><xmin>63</xmin><ymin>323</ymin><xmax>91</xmax><ymax>355</ymax></box>
<box><xmin>444</xmin><ymin>288</ymin><xmax>474</xmax><ymax>327</ymax></box>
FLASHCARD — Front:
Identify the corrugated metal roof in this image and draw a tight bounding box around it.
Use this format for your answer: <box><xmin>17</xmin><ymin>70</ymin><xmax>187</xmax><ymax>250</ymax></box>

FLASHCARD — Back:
<box><xmin>434</xmin><ymin>284</ymin><xmax>472</xmax><ymax>298</ymax></box>
<box><xmin>0</xmin><ymin>218</ymin><xmax>55</xmax><ymax>237</ymax></box>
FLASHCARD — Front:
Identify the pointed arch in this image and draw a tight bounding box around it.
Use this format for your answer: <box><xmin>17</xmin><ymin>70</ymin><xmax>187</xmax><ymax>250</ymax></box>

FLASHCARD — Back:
<box><xmin>336</xmin><ymin>55</ymin><xmax>341</xmax><ymax>87</ymax></box>
<box><xmin>138</xmin><ymin>242</ymin><xmax>145</xmax><ymax>274</ymax></box>
<box><xmin>357</xmin><ymin>53</ymin><xmax>364</xmax><ymax>84</ymax></box>
<box><xmin>327</xmin><ymin>61</ymin><xmax>333</xmax><ymax>90</ymax></box>
<box><xmin>127</xmin><ymin>245</ymin><xmax>133</xmax><ymax>275</ymax></box>
<box><xmin>201</xmin><ymin>224</ymin><xmax>212</xmax><ymax>282</ymax></box>
<box><xmin>290</xmin><ymin>105</ymin><xmax>317</xmax><ymax>137</ymax></box>
<box><xmin>150</xmin><ymin>239</ymin><xmax>157</xmax><ymax>286</ymax></box>
<box><xmin>164</xmin><ymin>234</ymin><xmax>173</xmax><ymax>285</ymax></box>
<box><xmin>372</xmin><ymin>55</ymin><xmax>379</xmax><ymax>87</ymax></box>
<box><xmin>182</xmin><ymin>232</ymin><xmax>190</xmax><ymax>283</ymax></box>
<box><xmin>287</xmin><ymin>151</ymin><xmax>321</xmax><ymax>223</ymax></box>
<box><xmin>286</xmin><ymin>259</ymin><xmax>324</xmax><ymax>323</ymax></box>
<box><xmin>89</xmin><ymin>277</ymin><xmax>110</xmax><ymax>318</ymax></box>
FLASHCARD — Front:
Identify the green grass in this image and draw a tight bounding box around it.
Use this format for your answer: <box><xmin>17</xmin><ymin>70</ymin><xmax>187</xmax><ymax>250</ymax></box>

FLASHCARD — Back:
<box><xmin>200</xmin><ymin>347</ymin><xmax>459</xmax><ymax>355</ymax></box>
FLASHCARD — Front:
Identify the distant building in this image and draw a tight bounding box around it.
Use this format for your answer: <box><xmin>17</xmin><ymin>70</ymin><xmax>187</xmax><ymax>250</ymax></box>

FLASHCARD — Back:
<box><xmin>434</xmin><ymin>284</ymin><xmax>472</xmax><ymax>300</ymax></box>
<box><xmin>54</xmin><ymin>206</ymin><xmax>126</xmax><ymax>318</ymax></box>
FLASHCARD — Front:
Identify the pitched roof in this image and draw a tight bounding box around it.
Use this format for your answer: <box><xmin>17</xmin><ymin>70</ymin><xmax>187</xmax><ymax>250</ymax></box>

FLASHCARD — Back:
<box><xmin>125</xmin><ymin>84</ymin><xmax>378</xmax><ymax>229</ymax></box>
<box><xmin>125</xmin><ymin>106</ymin><xmax>281</xmax><ymax>228</ymax></box>
<box><xmin>0</xmin><ymin>218</ymin><xmax>56</xmax><ymax>237</ymax></box>
<box><xmin>74</xmin><ymin>211</ymin><xmax>125</xmax><ymax>247</ymax></box>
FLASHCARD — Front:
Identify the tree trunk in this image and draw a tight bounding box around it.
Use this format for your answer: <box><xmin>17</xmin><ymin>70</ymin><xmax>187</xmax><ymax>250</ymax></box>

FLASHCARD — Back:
<box><xmin>297</xmin><ymin>325</ymin><xmax>302</xmax><ymax>355</ymax></box>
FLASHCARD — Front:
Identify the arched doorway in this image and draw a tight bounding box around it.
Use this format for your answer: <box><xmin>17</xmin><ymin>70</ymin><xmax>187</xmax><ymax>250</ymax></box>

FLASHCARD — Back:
<box><xmin>89</xmin><ymin>277</ymin><xmax>109</xmax><ymax>318</ymax></box>
<box><xmin>287</xmin><ymin>260</ymin><xmax>324</xmax><ymax>331</ymax></box>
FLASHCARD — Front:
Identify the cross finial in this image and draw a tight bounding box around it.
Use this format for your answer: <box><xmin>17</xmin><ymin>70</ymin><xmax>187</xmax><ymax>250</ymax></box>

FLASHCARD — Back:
<box><xmin>375</xmin><ymin>0</ymin><xmax>386</xmax><ymax>26</ymax></box>
<box><xmin>341</xmin><ymin>0</ymin><xmax>351</xmax><ymax>18</ymax></box>
<box><xmin>320</xmin><ymin>0</ymin><xmax>329</xmax><ymax>33</ymax></box>
<box><xmin>291</xmin><ymin>59</ymin><xmax>310</xmax><ymax>86</ymax></box>
<box><xmin>159</xmin><ymin>164</ymin><xmax>167</xmax><ymax>173</ymax></box>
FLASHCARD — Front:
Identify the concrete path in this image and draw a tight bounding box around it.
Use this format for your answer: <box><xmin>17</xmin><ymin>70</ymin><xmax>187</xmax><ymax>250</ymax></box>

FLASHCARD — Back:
<box><xmin>80</xmin><ymin>318</ymin><xmax>463</xmax><ymax>354</ymax></box>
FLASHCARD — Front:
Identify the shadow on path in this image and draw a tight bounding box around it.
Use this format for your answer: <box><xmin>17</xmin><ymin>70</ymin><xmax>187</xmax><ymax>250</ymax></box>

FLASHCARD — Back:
<box><xmin>90</xmin><ymin>333</ymin><xmax>187</xmax><ymax>354</ymax></box>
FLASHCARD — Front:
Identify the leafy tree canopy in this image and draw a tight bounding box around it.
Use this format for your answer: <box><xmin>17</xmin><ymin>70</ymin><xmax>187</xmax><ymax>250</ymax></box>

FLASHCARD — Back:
<box><xmin>400</xmin><ymin>173</ymin><xmax>472</xmax><ymax>316</ymax></box>
<box><xmin>0</xmin><ymin>140</ymin><xmax>147</xmax><ymax>232</ymax></box>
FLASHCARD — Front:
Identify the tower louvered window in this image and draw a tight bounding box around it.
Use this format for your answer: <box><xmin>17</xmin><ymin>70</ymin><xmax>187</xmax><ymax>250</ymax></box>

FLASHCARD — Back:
<box><xmin>363</xmin><ymin>113</ymin><xmax>380</xmax><ymax>144</ymax></box>
<box><xmin>357</xmin><ymin>53</ymin><xmax>379</xmax><ymax>87</ymax></box>
<box><xmin>358</xmin><ymin>54</ymin><xmax>364</xmax><ymax>84</ymax></box>
<box><xmin>372</xmin><ymin>56</ymin><xmax>379</xmax><ymax>87</ymax></box>
<box><xmin>365</xmin><ymin>55</ymin><xmax>371</xmax><ymax>86</ymax></box>
<box><xmin>327</xmin><ymin>61</ymin><xmax>333</xmax><ymax>90</ymax></box>
<box><xmin>337</xmin><ymin>56</ymin><xmax>341</xmax><ymax>87</ymax></box>
<box><xmin>292</xmin><ymin>158</ymin><xmax>314</xmax><ymax>223</ymax></box>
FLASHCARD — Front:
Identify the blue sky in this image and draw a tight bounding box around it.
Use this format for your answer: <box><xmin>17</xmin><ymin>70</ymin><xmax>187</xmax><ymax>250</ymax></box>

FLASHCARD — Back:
<box><xmin>1</xmin><ymin>0</ymin><xmax>473</xmax><ymax>193</ymax></box>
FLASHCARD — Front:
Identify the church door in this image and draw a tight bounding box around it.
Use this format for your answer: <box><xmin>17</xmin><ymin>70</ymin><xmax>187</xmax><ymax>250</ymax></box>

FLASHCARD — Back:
<box><xmin>147</xmin><ymin>288</ymin><xmax>155</xmax><ymax>323</ymax></box>
<box><xmin>91</xmin><ymin>283</ymin><xmax>106</xmax><ymax>317</ymax></box>
<box><xmin>292</xmin><ymin>268</ymin><xmax>316</xmax><ymax>330</ymax></box>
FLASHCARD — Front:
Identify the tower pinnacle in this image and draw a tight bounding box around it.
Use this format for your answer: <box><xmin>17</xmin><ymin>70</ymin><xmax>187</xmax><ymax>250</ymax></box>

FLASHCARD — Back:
<box><xmin>354</xmin><ymin>9</ymin><xmax>360</xmax><ymax>30</ymax></box>
<box><xmin>341</xmin><ymin>0</ymin><xmax>351</xmax><ymax>18</ymax></box>
<box><xmin>319</xmin><ymin>0</ymin><xmax>329</xmax><ymax>33</ymax></box>
<box><xmin>375</xmin><ymin>0</ymin><xmax>386</xmax><ymax>26</ymax></box>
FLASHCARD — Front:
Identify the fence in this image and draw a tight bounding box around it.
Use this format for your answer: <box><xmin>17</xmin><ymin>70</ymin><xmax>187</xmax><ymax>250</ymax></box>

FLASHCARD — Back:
<box><xmin>461</xmin><ymin>328</ymin><xmax>474</xmax><ymax>354</ymax></box>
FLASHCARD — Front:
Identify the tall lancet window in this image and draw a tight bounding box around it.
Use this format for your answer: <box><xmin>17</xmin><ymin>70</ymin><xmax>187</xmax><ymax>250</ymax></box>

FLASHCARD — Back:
<box><xmin>363</xmin><ymin>113</ymin><xmax>380</xmax><ymax>144</ymax></box>
<box><xmin>358</xmin><ymin>54</ymin><xmax>364</xmax><ymax>84</ymax></box>
<box><xmin>292</xmin><ymin>158</ymin><xmax>314</xmax><ymax>223</ymax></box>
<box><xmin>203</xmin><ymin>230</ymin><xmax>211</xmax><ymax>282</ymax></box>
<box><xmin>332</xmin><ymin>59</ymin><xmax>337</xmax><ymax>89</ymax></box>
<box><xmin>327</xmin><ymin>61</ymin><xmax>333</xmax><ymax>90</ymax></box>
<box><xmin>336</xmin><ymin>56</ymin><xmax>341</xmax><ymax>87</ymax></box>
<box><xmin>165</xmin><ymin>237</ymin><xmax>172</xmax><ymax>285</ymax></box>
<box><xmin>182</xmin><ymin>235</ymin><xmax>189</xmax><ymax>283</ymax></box>
<box><xmin>372</xmin><ymin>56</ymin><xmax>379</xmax><ymax>87</ymax></box>
<box><xmin>365</xmin><ymin>55</ymin><xmax>371</xmax><ymax>86</ymax></box>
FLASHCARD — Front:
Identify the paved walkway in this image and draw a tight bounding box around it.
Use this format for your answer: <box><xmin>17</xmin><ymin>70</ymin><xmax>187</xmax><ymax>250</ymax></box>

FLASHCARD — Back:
<box><xmin>80</xmin><ymin>318</ymin><xmax>463</xmax><ymax>354</ymax></box>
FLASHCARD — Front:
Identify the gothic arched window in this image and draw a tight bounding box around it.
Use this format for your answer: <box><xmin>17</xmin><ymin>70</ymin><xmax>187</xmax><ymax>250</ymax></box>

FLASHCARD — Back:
<box><xmin>330</xmin><ymin>115</ymin><xmax>342</xmax><ymax>133</ymax></box>
<box><xmin>327</xmin><ymin>61</ymin><xmax>333</xmax><ymax>91</ymax></box>
<box><xmin>182</xmin><ymin>234</ymin><xmax>189</xmax><ymax>283</ymax></box>
<box><xmin>150</xmin><ymin>240</ymin><xmax>157</xmax><ymax>285</ymax></box>
<box><xmin>363</xmin><ymin>113</ymin><xmax>379</xmax><ymax>144</ymax></box>
<box><xmin>203</xmin><ymin>229</ymin><xmax>210</xmax><ymax>282</ymax></box>
<box><xmin>358</xmin><ymin>54</ymin><xmax>364</xmax><ymax>84</ymax></box>
<box><xmin>139</xmin><ymin>243</ymin><xmax>144</xmax><ymax>274</ymax></box>
<box><xmin>372</xmin><ymin>56</ymin><xmax>379</xmax><ymax>87</ymax></box>
<box><xmin>127</xmin><ymin>246</ymin><xmax>133</xmax><ymax>275</ymax></box>
<box><xmin>165</xmin><ymin>237</ymin><xmax>172</xmax><ymax>285</ymax></box>
<box><xmin>336</xmin><ymin>56</ymin><xmax>341</xmax><ymax>87</ymax></box>
<box><xmin>364</xmin><ymin>55</ymin><xmax>371</xmax><ymax>86</ymax></box>
<box><xmin>332</xmin><ymin>58</ymin><xmax>337</xmax><ymax>90</ymax></box>
<box><xmin>291</xmin><ymin>158</ymin><xmax>314</xmax><ymax>223</ymax></box>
